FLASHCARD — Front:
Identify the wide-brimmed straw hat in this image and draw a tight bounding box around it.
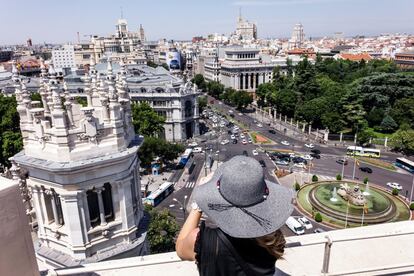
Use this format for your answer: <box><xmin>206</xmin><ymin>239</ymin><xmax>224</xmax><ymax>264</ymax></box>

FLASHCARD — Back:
<box><xmin>193</xmin><ymin>156</ymin><xmax>294</xmax><ymax>238</ymax></box>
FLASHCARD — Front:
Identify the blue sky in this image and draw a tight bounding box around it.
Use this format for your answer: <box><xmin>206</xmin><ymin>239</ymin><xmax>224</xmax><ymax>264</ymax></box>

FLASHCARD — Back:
<box><xmin>1</xmin><ymin>0</ymin><xmax>413</xmax><ymax>45</ymax></box>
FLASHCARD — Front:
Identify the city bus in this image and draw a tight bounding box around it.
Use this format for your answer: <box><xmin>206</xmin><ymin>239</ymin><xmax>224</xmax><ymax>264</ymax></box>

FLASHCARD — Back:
<box><xmin>178</xmin><ymin>148</ymin><xmax>193</xmax><ymax>168</ymax></box>
<box><xmin>395</xmin><ymin>157</ymin><xmax>414</xmax><ymax>173</ymax></box>
<box><xmin>346</xmin><ymin>146</ymin><xmax>381</xmax><ymax>158</ymax></box>
<box><xmin>143</xmin><ymin>182</ymin><xmax>175</xmax><ymax>207</ymax></box>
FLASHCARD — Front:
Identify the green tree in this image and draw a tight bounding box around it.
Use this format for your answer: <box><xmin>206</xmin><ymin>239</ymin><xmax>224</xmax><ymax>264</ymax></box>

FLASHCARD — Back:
<box><xmin>390</xmin><ymin>97</ymin><xmax>414</xmax><ymax>128</ymax></box>
<box><xmin>0</xmin><ymin>95</ymin><xmax>22</xmax><ymax>166</ymax></box>
<box><xmin>206</xmin><ymin>81</ymin><xmax>224</xmax><ymax>99</ymax></box>
<box><xmin>392</xmin><ymin>188</ymin><xmax>399</xmax><ymax>196</ymax></box>
<box><xmin>295</xmin><ymin>97</ymin><xmax>327</xmax><ymax>128</ymax></box>
<box><xmin>231</xmin><ymin>91</ymin><xmax>253</xmax><ymax>110</ymax></box>
<box><xmin>131</xmin><ymin>102</ymin><xmax>165</xmax><ymax>137</ymax></box>
<box><xmin>321</xmin><ymin>112</ymin><xmax>345</xmax><ymax>133</ymax></box>
<box><xmin>138</xmin><ymin>137</ymin><xmax>184</xmax><ymax>168</ymax></box>
<box><xmin>294</xmin><ymin>182</ymin><xmax>301</xmax><ymax>191</ymax></box>
<box><xmin>192</xmin><ymin>74</ymin><xmax>206</xmax><ymax>91</ymax></box>
<box><xmin>314</xmin><ymin>212</ymin><xmax>323</xmax><ymax>222</ymax></box>
<box><xmin>357</xmin><ymin>128</ymin><xmax>376</xmax><ymax>146</ymax></box>
<box><xmin>147</xmin><ymin>61</ymin><xmax>158</xmax><ymax>68</ymax></box>
<box><xmin>75</xmin><ymin>96</ymin><xmax>87</xmax><ymax>107</ymax></box>
<box><xmin>161</xmin><ymin>63</ymin><xmax>169</xmax><ymax>70</ymax></box>
<box><xmin>379</xmin><ymin>115</ymin><xmax>398</xmax><ymax>133</ymax></box>
<box><xmin>30</xmin><ymin>92</ymin><xmax>42</xmax><ymax>102</ymax></box>
<box><xmin>336</xmin><ymin>174</ymin><xmax>342</xmax><ymax>181</ymax></box>
<box><xmin>363</xmin><ymin>177</ymin><xmax>369</xmax><ymax>184</ymax></box>
<box><xmin>197</xmin><ymin>96</ymin><xmax>207</xmax><ymax>113</ymax></box>
<box><xmin>256</xmin><ymin>83</ymin><xmax>276</xmax><ymax>107</ymax></box>
<box><xmin>312</xmin><ymin>175</ymin><xmax>318</xmax><ymax>182</ymax></box>
<box><xmin>390</xmin><ymin>128</ymin><xmax>414</xmax><ymax>156</ymax></box>
<box><xmin>144</xmin><ymin>205</ymin><xmax>180</xmax><ymax>254</ymax></box>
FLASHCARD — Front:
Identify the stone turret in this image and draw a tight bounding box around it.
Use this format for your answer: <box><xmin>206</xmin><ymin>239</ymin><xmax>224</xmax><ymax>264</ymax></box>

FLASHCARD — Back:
<box><xmin>13</xmin><ymin>60</ymin><xmax>147</xmax><ymax>267</ymax></box>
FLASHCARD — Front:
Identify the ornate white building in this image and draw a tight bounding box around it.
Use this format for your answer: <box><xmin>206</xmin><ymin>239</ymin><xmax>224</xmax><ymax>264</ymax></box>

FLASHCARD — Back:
<box><xmin>289</xmin><ymin>23</ymin><xmax>305</xmax><ymax>49</ymax></box>
<box><xmin>12</xmin><ymin>58</ymin><xmax>148</xmax><ymax>267</ymax></box>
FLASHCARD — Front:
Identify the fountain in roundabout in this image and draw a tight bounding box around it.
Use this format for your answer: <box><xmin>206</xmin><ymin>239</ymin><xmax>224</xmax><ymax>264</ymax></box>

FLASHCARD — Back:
<box><xmin>297</xmin><ymin>181</ymin><xmax>411</xmax><ymax>228</ymax></box>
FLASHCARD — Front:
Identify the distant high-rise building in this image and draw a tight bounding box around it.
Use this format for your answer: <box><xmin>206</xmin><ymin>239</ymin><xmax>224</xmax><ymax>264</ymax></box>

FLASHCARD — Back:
<box><xmin>139</xmin><ymin>24</ymin><xmax>145</xmax><ymax>42</ymax></box>
<box><xmin>27</xmin><ymin>38</ymin><xmax>32</xmax><ymax>47</ymax></box>
<box><xmin>289</xmin><ymin>23</ymin><xmax>305</xmax><ymax>49</ymax></box>
<box><xmin>52</xmin><ymin>44</ymin><xmax>76</xmax><ymax>74</ymax></box>
<box><xmin>235</xmin><ymin>10</ymin><xmax>257</xmax><ymax>41</ymax></box>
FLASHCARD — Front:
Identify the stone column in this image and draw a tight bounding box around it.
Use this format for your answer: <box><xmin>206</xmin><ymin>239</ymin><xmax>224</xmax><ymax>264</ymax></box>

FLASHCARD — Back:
<box><xmin>253</xmin><ymin>73</ymin><xmax>257</xmax><ymax>90</ymax></box>
<box><xmin>39</xmin><ymin>188</ymin><xmax>50</xmax><ymax>224</ymax></box>
<box><xmin>97</xmin><ymin>188</ymin><xmax>106</xmax><ymax>225</ymax></box>
<box><xmin>284</xmin><ymin>115</ymin><xmax>287</xmax><ymax>123</ymax></box>
<box><xmin>384</xmin><ymin>137</ymin><xmax>388</xmax><ymax>147</ymax></box>
<box><xmin>308</xmin><ymin>124</ymin><xmax>312</xmax><ymax>135</ymax></box>
<box><xmin>339</xmin><ymin>132</ymin><xmax>343</xmax><ymax>143</ymax></box>
<box><xmin>263</xmin><ymin>73</ymin><xmax>266</xmax><ymax>83</ymax></box>
<box><xmin>60</xmin><ymin>192</ymin><xmax>87</xmax><ymax>259</ymax></box>
<box><xmin>296</xmin><ymin>121</ymin><xmax>299</xmax><ymax>129</ymax></box>
<box><xmin>81</xmin><ymin>192</ymin><xmax>91</xmax><ymax>230</ymax></box>
<box><xmin>49</xmin><ymin>191</ymin><xmax>60</xmax><ymax>225</ymax></box>
<box><xmin>247</xmin><ymin>73</ymin><xmax>251</xmax><ymax>90</ymax></box>
<box><xmin>279</xmin><ymin>113</ymin><xmax>282</xmax><ymax>121</ymax></box>
<box><xmin>302</xmin><ymin>123</ymin><xmax>306</xmax><ymax>133</ymax></box>
<box><xmin>31</xmin><ymin>187</ymin><xmax>46</xmax><ymax>237</ymax></box>
<box><xmin>242</xmin><ymin>74</ymin><xmax>245</xmax><ymax>90</ymax></box>
<box><xmin>273</xmin><ymin>109</ymin><xmax>277</xmax><ymax>121</ymax></box>
<box><xmin>290</xmin><ymin>118</ymin><xmax>293</xmax><ymax>125</ymax></box>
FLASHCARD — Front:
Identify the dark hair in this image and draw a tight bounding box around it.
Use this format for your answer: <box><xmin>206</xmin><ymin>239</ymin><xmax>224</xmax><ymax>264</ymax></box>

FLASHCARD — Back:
<box><xmin>255</xmin><ymin>229</ymin><xmax>286</xmax><ymax>259</ymax></box>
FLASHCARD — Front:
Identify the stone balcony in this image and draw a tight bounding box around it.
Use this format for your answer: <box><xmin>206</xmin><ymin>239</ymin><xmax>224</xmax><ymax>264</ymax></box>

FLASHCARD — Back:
<box><xmin>48</xmin><ymin>220</ymin><xmax>414</xmax><ymax>276</ymax></box>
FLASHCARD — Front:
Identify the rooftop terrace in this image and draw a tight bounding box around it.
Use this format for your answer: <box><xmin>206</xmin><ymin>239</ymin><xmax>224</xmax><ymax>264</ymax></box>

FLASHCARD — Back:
<box><xmin>48</xmin><ymin>220</ymin><xmax>414</xmax><ymax>276</ymax></box>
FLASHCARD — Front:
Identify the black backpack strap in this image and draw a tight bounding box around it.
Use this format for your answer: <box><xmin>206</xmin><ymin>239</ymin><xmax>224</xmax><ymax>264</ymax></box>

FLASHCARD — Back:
<box><xmin>216</xmin><ymin>229</ymin><xmax>256</xmax><ymax>276</ymax></box>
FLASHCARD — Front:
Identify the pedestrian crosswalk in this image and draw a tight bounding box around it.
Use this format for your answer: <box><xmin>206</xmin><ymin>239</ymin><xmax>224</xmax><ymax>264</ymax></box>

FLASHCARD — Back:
<box><xmin>318</xmin><ymin>175</ymin><xmax>336</xmax><ymax>181</ymax></box>
<box><xmin>184</xmin><ymin>181</ymin><xmax>196</xmax><ymax>188</ymax></box>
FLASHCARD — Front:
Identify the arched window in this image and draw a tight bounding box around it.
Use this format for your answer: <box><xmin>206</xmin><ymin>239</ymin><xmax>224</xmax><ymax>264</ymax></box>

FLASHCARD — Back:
<box><xmin>102</xmin><ymin>183</ymin><xmax>114</xmax><ymax>222</ymax></box>
<box><xmin>185</xmin><ymin>100</ymin><xmax>193</xmax><ymax>118</ymax></box>
<box><xmin>87</xmin><ymin>189</ymin><xmax>100</xmax><ymax>227</ymax></box>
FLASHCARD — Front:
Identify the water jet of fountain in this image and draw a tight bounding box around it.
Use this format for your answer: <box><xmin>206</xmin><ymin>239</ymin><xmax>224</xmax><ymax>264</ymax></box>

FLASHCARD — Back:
<box><xmin>330</xmin><ymin>186</ymin><xmax>338</xmax><ymax>202</ymax></box>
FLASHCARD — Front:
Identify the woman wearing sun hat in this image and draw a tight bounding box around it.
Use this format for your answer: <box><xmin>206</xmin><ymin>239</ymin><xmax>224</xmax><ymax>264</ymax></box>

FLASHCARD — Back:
<box><xmin>176</xmin><ymin>156</ymin><xmax>294</xmax><ymax>276</ymax></box>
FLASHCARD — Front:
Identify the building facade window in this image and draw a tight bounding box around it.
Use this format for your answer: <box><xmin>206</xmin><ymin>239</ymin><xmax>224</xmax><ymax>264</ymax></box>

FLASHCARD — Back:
<box><xmin>86</xmin><ymin>183</ymin><xmax>114</xmax><ymax>228</ymax></box>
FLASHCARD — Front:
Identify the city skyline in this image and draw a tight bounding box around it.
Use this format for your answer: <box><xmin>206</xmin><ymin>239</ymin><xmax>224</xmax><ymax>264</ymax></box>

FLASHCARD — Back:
<box><xmin>1</xmin><ymin>0</ymin><xmax>413</xmax><ymax>45</ymax></box>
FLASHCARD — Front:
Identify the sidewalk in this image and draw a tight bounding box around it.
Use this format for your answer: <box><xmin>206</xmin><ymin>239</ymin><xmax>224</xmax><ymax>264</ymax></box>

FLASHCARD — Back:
<box><xmin>141</xmin><ymin>171</ymin><xmax>173</xmax><ymax>194</ymax></box>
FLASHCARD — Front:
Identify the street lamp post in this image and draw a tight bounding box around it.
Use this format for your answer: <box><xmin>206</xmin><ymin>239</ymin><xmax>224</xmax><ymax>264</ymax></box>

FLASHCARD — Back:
<box><xmin>341</xmin><ymin>156</ymin><xmax>347</xmax><ymax>180</ymax></box>
<box><xmin>173</xmin><ymin>195</ymin><xmax>188</xmax><ymax>219</ymax></box>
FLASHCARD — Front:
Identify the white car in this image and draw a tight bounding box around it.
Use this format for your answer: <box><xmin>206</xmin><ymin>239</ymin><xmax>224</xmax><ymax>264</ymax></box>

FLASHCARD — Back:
<box><xmin>302</xmin><ymin>154</ymin><xmax>313</xmax><ymax>161</ymax></box>
<box><xmin>386</xmin><ymin>182</ymin><xmax>403</xmax><ymax>190</ymax></box>
<box><xmin>276</xmin><ymin>160</ymin><xmax>289</xmax><ymax>166</ymax></box>
<box><xmin>252</xmin><ymin>150</ymin><xmax>259</xmax><ymax>156</ymax></box>
<box><xmin>298</xmin><ymin>217</ymin><xmax>313</xmax><ymax>230</ymax></box>
<box><xmin>220</xmin><ymin>139</ymin><xmax>229</xmax><ymax>145</ymax></box>
<box><xmin>193</xmin><ymin>147</ymin><xmax>203</xmax><ymax>153</ymax></box>
<box><xmin>238</xmin><ymin>113</ymin><xmax>243</xmax><ymax>116</ymax></box>
<box><xmin>305</xmin><ymin>143</ymin><xmax>315</xmax><ymax>148</ymax></box>
<box><xmin>257</xmin><ymin>123</ymin><xmax>263</xmax><ymax>127</ymax></box>
<box><xmin>281</xmin><ymin>140</ymin><xmax>290</xmax><ymax>146</ymax></box>
<box><xmin>188</xmin><ymin>141</ymin><xmax>198</xmax><ymax>147</ymax></box>
<box><xmin>294</xmin><ymin>163</ymin><xmax>306</xmax><ymax>168</ymax></box>
<box><xmin>233</xmin><ymin>126</ymin><xmax>239</xmax><ymax>130</ymax></box>
<box><xmin>248</xmin><ymin>138</ymin><xmax>253</xmax><ymax>144</ymax></box>
<box><xmin>242</xmin><ymin>139</ymin><xmax>248</xmax><ymax>145</ymax></box>
<box><xmin>240</xmin><ymin>133</ymin><xmax>245</xmax><ymax>139</ymax></box>
<box><xmin>230</xmin><ymin>134</ymin><xmax>236</xmax><ymax>140</ymax></box>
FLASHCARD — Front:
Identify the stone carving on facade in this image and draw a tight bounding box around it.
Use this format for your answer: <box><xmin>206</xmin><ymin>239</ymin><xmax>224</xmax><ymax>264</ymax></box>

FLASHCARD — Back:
<box><xmin>337</xmin><ymin>183</ymin><xmax>366</xmax><ymax>206</ymax></box>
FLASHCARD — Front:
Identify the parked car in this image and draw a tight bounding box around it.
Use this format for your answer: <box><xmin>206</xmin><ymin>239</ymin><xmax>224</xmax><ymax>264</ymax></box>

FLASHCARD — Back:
<box><xmin>259</xmin><ymin>160</ymin><xmax>266</xmax><ymax>167</ymax></box>
<box><xmin>188</xmin><ymin>141</ymin><xmax>198</xmax><ymax>147</ymax></box>
<box><xmin>193</xmin><ymin>147</ymin><xmax>203</xmax><ymax>153</ymax></box>
<box><xmin>274</xmin><ymin>152</ymin><xmax>290</xmax><ymax>159</ymax></box>
<box><xmin>302</xmin><ymin>154</ymin><xmax>313</xmax><ymax>161</ymax></box>
<box><xmin>286</xmin><ymin>217</ymin><xmax>305</xmax><ymax>235</ymax></box>
<box><xmin>252</xmin><ymin>150</ymin><xmax>259</xmax><ymax>156</ymax></box>
<box><xmin>220</xmin><ymin>139</ymin><xmax>230</xmax><ymax>145</ymax></box>
<box><xmin>281</xmin><ymin>140</ymin><xmax>290</xmax><ymax>146</ymax></box>
<box><xmin>269</xmin><ymin>129</ymin><xmax>276</xmax><ymax>134</ymax></box>
<box><xmin>336</xmin><ymin>159</ymin><xmax>348</xmax><ymax>165</ymax></box>
<box><xmin>294</xmin><ymin>163</ymin><xmax>306</xmax><ymax>168</ymax></box>
<box><xmin>292</xmin><ymin>157</ymin><xmax>307</xmax><ymax>164</ymax></box>
<box><xmin>314</xmin><ymin>228</ymin><xmax>325</xmax><ymax>233</ymax></box>
<box><xmin>311</xmin><ymin>149</ymin><xmax>321</xmax><ymax>154</ymax></box>
<box><xmin>232</xmin><ymin>139</ymin><xmax>238</xmax><ymax>144</ymax></box>
<box><xmin>248</xmin><ymin>138</ymin><xmax>253</xmax><ymax>144</ymax></box>
<box><xmin>242</xmin><ymin>150</ymin><xmax>248</xmax><ymax>156</ymax></box>
<box><xmin>240</xmin><ymin>133</ymin><xmax>245</xmax><ymax>139</ymax></box>
<box><xmin>276</xmin><ymin>160</ymin><xmax>289</xmax><ymax>166</ymax></box>
<box><xmin>298</xmin><ymin>217</ymin><xmax>313</xmax><ymax>230</ymax></box>
<box><xmin>270</xmin><ymin>155</ymin><xmax>276</xmax><ymax>161</ymax></box>
<box><xmin>257</xmin><ymin>123</ymin><xmax>263</xmax><ymax>127</ymax></box>
<box><xmin>386</xmin><ymin>182</ymin><xmax>402</xmax><ymax>190</ymax></box>
<box><xmin>359</xmin><ymin>167</ymin><xmax>373</xmax><ymax>173</ymax></box>
<box><xmin>310</xmin><ymin>153</ymin><xmax>321</xmax><ymax>159</ymax></box>
<box><xmin>242</xmin><ymin>139</ymin><xmax>248</xmax><ymax>145</ymax></box>
<box><xmin>305</xmin><ymin>143</ymin><xmax>315</xmax><ymax>148</ymax></box>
